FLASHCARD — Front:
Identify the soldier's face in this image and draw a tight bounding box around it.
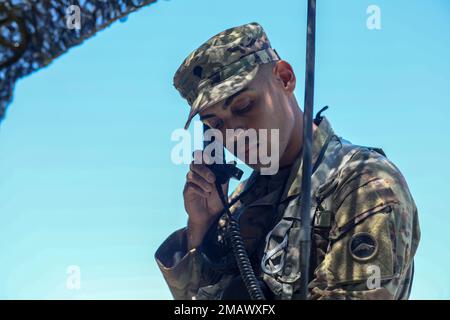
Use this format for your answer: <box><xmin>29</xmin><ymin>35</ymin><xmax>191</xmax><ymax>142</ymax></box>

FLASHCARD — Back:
<box><xmin>199</xmin><ymin>61</ymin><xmax>299</xmax><ymax>172</ymax></box>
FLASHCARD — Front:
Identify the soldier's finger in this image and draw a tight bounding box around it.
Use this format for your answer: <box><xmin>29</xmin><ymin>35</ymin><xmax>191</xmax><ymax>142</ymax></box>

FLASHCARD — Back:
<box><xmin>189</xmin><ymin>162</ymin><xmax>216</xmax><ymax>183</ymax></box>
<box><xmin>186</xmin><ymin>171</ymin><xmax>214</xmax><ymax>192</ymax></box>
<box><xmin>184</xmin><ymin>182</ymin><xmax>209</xmax><ymax>199</ymax></box>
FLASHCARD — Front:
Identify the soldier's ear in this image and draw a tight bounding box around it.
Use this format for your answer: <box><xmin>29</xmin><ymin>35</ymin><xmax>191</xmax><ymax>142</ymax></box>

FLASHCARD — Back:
<box><xmin>273</xmin><ymin>60</ymin><xmax>296</xmax><ymax>93</ymax></box>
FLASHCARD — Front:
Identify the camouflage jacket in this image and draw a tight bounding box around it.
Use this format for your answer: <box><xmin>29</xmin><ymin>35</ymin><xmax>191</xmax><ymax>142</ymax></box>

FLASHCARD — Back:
<box><xmin>154</xmin><ymin>117</ymin><xmax>421</xmax><ymax>300</ymax></box>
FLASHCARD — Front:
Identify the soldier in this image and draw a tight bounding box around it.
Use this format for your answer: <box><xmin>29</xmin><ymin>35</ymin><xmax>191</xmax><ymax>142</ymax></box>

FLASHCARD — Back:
<box><xmin>154</xmin><ymin>22</ymin><xmax>420</xmax><ymax>300</ymax></box>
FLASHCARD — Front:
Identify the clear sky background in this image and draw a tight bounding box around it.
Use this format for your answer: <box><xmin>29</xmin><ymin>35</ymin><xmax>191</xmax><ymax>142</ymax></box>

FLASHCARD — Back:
<box><xmin>0</xmin><ymin>0</ymin><xmax>449</xmax><ymax>299</ymax></box>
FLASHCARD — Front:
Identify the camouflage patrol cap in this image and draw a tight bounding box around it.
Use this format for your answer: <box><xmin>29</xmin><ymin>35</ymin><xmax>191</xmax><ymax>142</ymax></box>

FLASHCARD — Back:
<box><xmin>173</xmin><ymin>22</ymin><xmax>280</xmax><ymax>129</ymax></box>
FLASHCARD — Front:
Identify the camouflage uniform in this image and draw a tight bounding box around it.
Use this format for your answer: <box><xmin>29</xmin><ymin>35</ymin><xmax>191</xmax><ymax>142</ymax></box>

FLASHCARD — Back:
<box><xmin>155</xmin><ymin>22</ymin><xmax>420</xmax><ymax>300</ymax></box>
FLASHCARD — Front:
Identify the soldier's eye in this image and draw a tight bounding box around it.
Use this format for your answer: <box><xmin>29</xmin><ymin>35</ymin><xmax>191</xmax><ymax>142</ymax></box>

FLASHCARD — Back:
<box><xmin>234</xmin><ymin>101</ymin><xmax>253</xmax><ymax>115</ymax></box>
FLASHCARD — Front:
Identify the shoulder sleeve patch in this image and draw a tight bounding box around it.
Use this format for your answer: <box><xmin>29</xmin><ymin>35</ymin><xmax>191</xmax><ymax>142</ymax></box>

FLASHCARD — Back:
<box><xmin>319</xmin><ymin>212</ymin><xmax>395</xmax><ymax>286</ymax></box>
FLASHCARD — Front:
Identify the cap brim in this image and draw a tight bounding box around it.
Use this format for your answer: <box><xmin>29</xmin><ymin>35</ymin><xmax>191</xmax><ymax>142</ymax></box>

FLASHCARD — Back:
<box><xmin>183</xmin><ymin>65</ymin><xmax>260</xmax><ymax>129</ymax></box>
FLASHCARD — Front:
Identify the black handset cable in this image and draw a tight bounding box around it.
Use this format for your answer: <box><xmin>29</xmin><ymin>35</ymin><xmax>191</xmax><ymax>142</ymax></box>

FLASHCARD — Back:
<box><xmin>214</xmin><ymin>179</ymin><xmax>266</xmax><ymax>300</ymax></box>
<box><xmin>203</xmin><ymin>123</ymin><xmax>265</xmax><ymax>299</ymax></box>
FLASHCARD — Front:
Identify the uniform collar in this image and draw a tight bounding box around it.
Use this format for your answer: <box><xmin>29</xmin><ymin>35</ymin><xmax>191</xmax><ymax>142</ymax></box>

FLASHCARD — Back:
<box><xmin>238</xmin><ymin>117</ymin><xmax>336</xmax><ymax>203</ymax></box>
<box><xmin>281</xmin><ymin>116</ymin><xmax>335</xmax><ymax>202</ymax></box>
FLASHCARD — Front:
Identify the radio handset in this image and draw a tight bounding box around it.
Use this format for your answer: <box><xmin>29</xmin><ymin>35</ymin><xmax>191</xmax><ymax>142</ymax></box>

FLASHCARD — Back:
<box><xmin>202</xmin><ymin>124</ymin><xmax>243</xmax><ymax>183</ymax></box>
<box><xmin>201</xmin><ymin>124</ymin><xmax>266</xmax><ymax>300</ymax></box>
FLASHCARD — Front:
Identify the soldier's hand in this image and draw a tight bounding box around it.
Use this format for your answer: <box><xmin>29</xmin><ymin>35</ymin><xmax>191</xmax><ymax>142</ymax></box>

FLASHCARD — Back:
<box><xmin>183</xmin><ymin>150</ymin><xmax>229</xmax><ymax>250</ymax></box>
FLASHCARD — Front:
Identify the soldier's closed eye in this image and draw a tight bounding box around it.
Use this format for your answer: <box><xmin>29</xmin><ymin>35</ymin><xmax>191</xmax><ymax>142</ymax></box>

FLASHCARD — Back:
<box><xmin>232</xmin><ymin>100</ymin><xmax>254</xmax><ymax>115</ymax></box>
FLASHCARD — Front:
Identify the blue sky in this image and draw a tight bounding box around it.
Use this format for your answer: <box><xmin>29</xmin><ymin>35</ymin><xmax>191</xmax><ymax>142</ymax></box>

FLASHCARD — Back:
<box><xmin>0</xmin><ymin>0</ymin><xmax>449</xmax><ymax>299</ymax></box>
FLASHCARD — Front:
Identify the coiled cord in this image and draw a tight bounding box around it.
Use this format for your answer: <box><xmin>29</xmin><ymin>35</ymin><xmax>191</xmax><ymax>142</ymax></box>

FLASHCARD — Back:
<box><xmin>215</xmin><ymin>180</ymin><xmax>266</xmax><ymax>300</ymax></box>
